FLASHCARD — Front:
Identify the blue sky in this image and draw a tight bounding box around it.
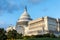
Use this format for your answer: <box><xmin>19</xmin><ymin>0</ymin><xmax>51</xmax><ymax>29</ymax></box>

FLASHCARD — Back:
<box><xmin>0</xmin><ymin>0</ymin><xmax>60</xmax><ymax>29</ymax></box>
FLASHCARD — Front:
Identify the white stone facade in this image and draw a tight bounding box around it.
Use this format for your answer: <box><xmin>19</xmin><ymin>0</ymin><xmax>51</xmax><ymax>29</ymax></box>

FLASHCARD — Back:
<box><xmin>25</xmin><ymin>16</ymin><xmax>60</xmax><ymax>36</ymax></box>
<box><xmin>16</xmin><ymin>7</ymin><xmax>60</xmax><ymax>36</ymax></box>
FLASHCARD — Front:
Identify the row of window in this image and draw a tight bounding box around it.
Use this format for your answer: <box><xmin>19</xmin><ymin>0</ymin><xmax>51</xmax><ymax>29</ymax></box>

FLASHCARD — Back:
<box><xmin>28</xmin><ymin>30</ymin><xmax>43</xmax><ymax>34</ymax></box>
<box><xmin>29</xmin><ymin>25</ymin><xmax>45</xmax><ymax>30</ymax></box>
<box><xmin>48</xmin><ymin>24</ymin><xmax>57</xmax><ymax>31</ymax></box>
<box><xmin>28</xmin><ymin>30</ymin><xmax>49</xmax><ymax>34</ymax></box>
<box><xmin>29</xmin><ymin>21</ymin><xmax>44</xmax><ymax>26</ymax></box>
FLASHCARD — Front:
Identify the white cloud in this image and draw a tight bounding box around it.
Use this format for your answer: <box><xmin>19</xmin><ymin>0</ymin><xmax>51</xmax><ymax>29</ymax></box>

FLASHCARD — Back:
<box><xmin>0</xmin><ymin>21</ymin><xmax>5</xmax><ymax>25</ymax></box>
<box><xmin>0</xmin><ymin>21</ymin><xmax>9</xmax><ymax>29</ymax></box>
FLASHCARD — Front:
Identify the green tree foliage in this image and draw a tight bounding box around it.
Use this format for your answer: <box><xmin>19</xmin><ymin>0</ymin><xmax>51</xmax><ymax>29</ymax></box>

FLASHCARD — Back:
<box><xmin>0</xmin><ymin>28</ymin><xmax>7</xmax><ymax>40</ymax></box>
<box><xmin>7</xmin><ymin>29</ymin><xmax>22</xmax><ymax>39</ymax></box>
<box><xmin>23</xmin><ymin>33</ymin><xmax>56</xmax><ymax>38</ymax></box>
<box><xmin>16</xmin><ymin>33</ymin><xmax>22</xmax><ymax>39</ymax></box>
<box><xmin>7</xmin><ymin>29</ymin><xmax>17</xmax><ymax>39</ymax></box>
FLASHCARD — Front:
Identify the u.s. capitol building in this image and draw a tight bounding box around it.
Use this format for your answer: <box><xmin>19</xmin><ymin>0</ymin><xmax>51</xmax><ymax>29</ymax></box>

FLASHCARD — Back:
<box><xmin>6</xmin><ymin>7</ymin><xmax>60</xmax><ymax>36</ymax></box>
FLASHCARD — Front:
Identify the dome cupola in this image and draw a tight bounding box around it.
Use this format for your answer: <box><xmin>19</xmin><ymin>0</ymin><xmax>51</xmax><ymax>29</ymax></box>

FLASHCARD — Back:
<box><xmin>17</xmin><ymin>6</ymin><xmax>32</xmax><ymax>26</ymax></box>
<box><xmin>18</xmin><ymin>6</ymin><xmax>32</xmax><ymax>22</ymax></box>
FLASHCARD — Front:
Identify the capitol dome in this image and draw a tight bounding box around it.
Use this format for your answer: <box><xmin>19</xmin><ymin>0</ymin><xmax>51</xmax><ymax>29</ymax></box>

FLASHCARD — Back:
<box><xmin>18</xmin><ymin>6</ymin><xmax>32</xmax><ymax>22</ymax></box>
<box><xmin>17</xmin><ymin>6</ymin><xmax>32</xmax><ymax>26</ymax></box>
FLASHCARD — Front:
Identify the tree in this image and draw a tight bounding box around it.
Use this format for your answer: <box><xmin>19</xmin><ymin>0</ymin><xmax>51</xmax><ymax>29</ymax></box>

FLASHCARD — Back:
<box><xmin>16</xmin><ymin>33</ymin><xmax>22</xmax><ymax>39</ymax></box>
<box><xmin>7</xmin><ymin>29</ymin><xmax>22</xmax><ymax>39</ymax></box>
<box><xmin>0</xmin><ymin>28</ymin><xmax>7</xmax><ymax>40</ymax></box>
